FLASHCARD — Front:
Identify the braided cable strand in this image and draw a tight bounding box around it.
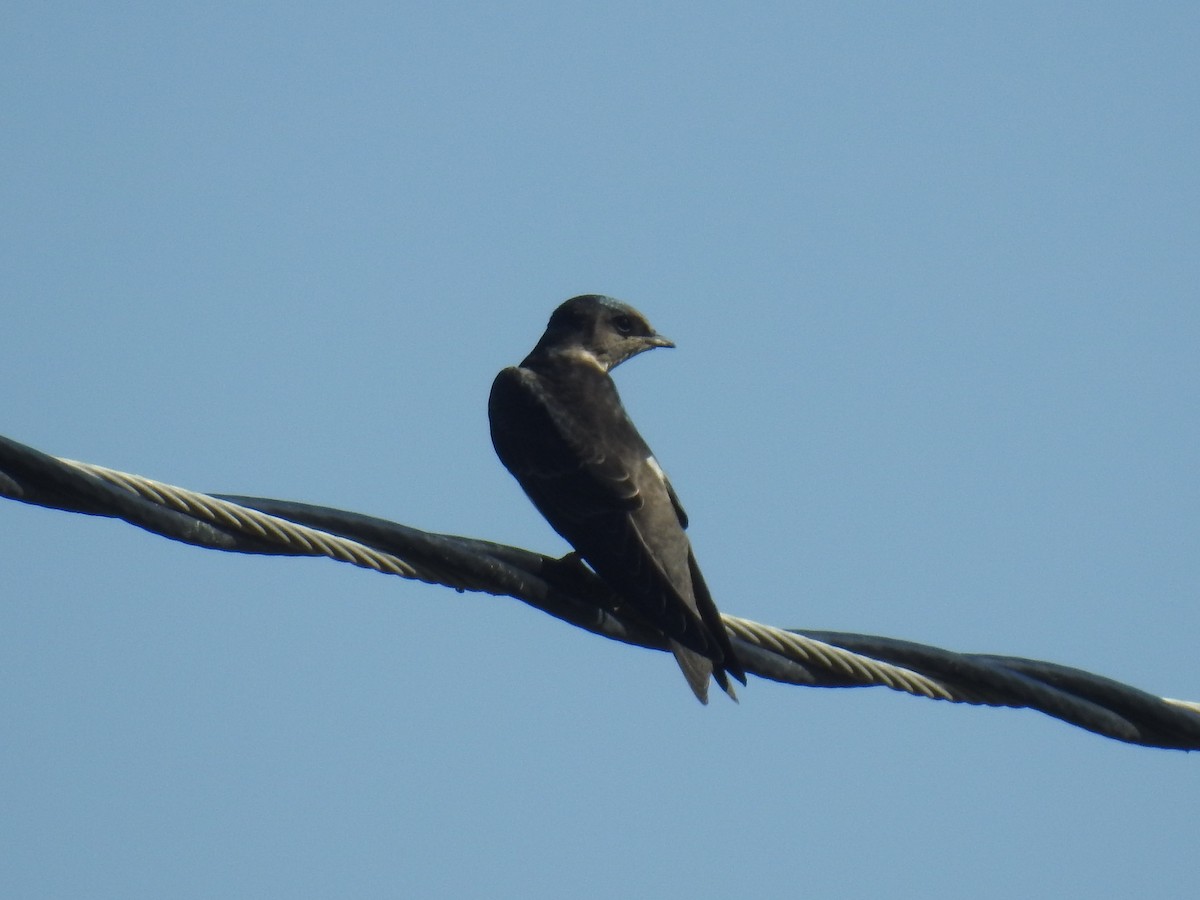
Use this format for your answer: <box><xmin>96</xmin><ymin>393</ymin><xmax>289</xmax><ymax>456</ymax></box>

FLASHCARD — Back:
<box><xmin>721</xmin><ymin>615</ymin><xmax>960</xmax><ymax>702</ymax></box>
<box><xmin>63</xmin><ymin>460</ymin><xmax>426</xmax><ymax>581</ymax></box>
<box><xmin>2</xmin><ymin>433</ymin><xmax>1196</xmax><ymax>749</ymax></box>
<box><xmin>58</xmin><ymin>461</ymin><xmax>557</xmax><ymax>596</ymax></box>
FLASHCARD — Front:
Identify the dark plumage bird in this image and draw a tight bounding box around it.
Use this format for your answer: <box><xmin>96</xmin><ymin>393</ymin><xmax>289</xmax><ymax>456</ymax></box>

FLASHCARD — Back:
<box><xmin>488</xmin><ymin>295</ymin><xmax>746</xmax><ymax>702</ymax></box>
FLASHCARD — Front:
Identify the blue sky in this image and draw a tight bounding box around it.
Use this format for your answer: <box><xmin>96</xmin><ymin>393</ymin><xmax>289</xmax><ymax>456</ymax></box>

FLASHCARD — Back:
<box><xmin>3</xmin><ymin>4</ymin><xmax>1197</xmax><ymax>897</ymax></box>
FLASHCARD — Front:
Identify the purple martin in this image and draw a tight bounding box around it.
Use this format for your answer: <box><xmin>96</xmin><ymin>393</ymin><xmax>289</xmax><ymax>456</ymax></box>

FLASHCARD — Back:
<box><xmin>488</xmin><ymin>295</ymin><xmax>746</xmax><ymax>702</ymax></box>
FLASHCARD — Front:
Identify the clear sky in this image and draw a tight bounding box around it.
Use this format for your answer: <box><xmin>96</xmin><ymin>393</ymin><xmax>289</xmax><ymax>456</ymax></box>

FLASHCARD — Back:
<box><xmin>3</xmin><ymin>4</ymin><xmax>1197</xmax><ymax>897</ymax></box>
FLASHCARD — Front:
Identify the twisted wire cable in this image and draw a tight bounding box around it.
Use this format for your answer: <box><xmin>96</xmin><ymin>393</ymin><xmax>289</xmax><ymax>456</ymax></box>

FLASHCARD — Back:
<box><xmin>2</xmin><ymin>433</ymin><xmax>1196</xmax><ymax>749</ymax></box>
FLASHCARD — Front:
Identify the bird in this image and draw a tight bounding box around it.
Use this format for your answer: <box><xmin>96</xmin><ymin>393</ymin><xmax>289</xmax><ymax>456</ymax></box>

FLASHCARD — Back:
<box><xmin>488</xmin><ymin>294</ymin><xmax>746</xmax><ymax>702</ymax></box>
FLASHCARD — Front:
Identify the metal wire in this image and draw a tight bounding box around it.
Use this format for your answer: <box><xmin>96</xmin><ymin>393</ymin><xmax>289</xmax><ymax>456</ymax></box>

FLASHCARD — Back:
<box><xmin>2</xmin><ymin>433</ymin><xmax>1197</xmax><ymax>750</ymax></box>
<box><xmin>68</xmin><ymin>461</ymin><xmax>423</xmax><ymax>581</ymax></box>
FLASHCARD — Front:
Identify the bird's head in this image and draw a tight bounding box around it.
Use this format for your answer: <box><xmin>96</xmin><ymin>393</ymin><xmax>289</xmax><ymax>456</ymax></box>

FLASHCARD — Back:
<box><xmin>530</xmin><ymin>295</ymin><xmax>674</xmax><ymax>372</ymax></box>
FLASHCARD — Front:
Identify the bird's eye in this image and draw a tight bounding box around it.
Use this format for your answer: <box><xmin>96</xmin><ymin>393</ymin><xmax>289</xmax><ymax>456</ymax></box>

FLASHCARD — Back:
<box><xmin>612</xmin><ymin>314</ymin><xmax>634</xmax><ymax>335</ymax></box>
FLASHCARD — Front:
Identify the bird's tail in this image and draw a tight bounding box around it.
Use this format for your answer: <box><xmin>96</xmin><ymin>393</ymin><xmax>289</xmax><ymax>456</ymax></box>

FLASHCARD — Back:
<box><xmin>669</xmin><ymin>640</ymin><xmax>738</xmax><ymax>705</ymax></box>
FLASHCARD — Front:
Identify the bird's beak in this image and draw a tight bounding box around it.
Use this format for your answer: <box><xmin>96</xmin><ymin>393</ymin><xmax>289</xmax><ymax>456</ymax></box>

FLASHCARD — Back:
<box><xmin>648</xmin><ymin>334</ymin><xmax>675</xmax><ymax>349</ymax></box>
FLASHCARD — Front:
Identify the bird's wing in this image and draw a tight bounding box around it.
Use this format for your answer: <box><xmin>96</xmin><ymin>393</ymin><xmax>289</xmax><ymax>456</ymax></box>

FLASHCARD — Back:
<box><xmin>489</xmin><ymin>366</ymin><xmax>642</xmax><ymax>526</ymax></box>
<box><xmin>490</xmin><ymin>366</ymin><xmax>726</xmax><ymax>662</ymax></box>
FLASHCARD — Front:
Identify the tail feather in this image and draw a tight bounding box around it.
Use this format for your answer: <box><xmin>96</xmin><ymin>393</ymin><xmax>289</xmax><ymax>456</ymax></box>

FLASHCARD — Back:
<box><xmin>669</xmin><ymin>640</ymin><xmax>712</xmax><ymax>704</ymax></box>
<box><xmin>711</xmin><ymin>663</ymin><xmax>739</xmax><ymax>702</ymax></box>
<box><xmin>669</xmin><ymin>640</ymin><xmax>739</xmax><ymax>704</ymax></box>
<box><xmin>686</xmin><ymin>553</ymin><xmax>747</xmax><ymax>687</ymax></box>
